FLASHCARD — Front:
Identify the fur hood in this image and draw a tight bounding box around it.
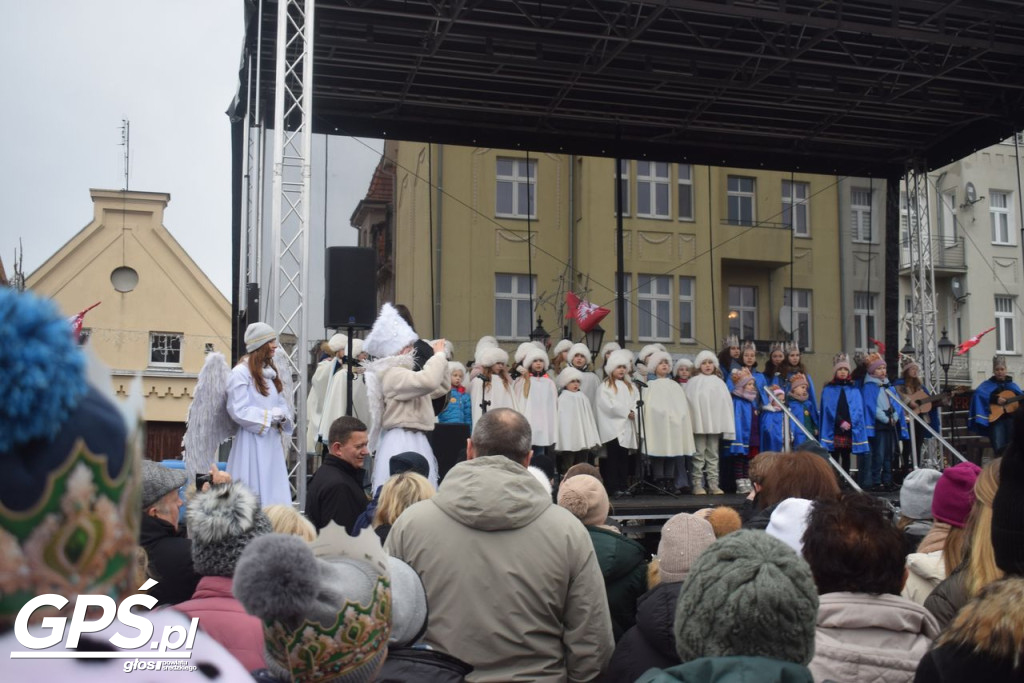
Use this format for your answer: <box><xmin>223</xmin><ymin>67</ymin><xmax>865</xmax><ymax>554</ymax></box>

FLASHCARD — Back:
<box><xmin>939</xmin><ymin>576</ymin><xmax>1024</xmax><ymax>662</ymax></box>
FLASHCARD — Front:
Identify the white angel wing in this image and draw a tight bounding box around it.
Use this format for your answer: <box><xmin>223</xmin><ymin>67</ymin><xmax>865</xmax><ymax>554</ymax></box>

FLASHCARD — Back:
<box><xmin>182</xmin><ymin>352</ymin><xmax>234</xmax><ymax>481</ymax></box>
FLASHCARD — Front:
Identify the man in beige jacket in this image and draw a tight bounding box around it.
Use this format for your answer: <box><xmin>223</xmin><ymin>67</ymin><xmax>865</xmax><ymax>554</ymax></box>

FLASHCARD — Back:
<box><xmin>385</xmin><ymin>408</ymin><xmax>614</xmax><ymax>682</ymax></box>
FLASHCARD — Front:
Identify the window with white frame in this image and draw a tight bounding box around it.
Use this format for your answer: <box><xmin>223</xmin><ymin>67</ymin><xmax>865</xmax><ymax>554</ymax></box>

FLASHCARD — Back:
<box><xmin>150</xmin><ymin>332</ymin><xmax>183</xmax><ymax>367</ymax></box>
<box><xmin>616</xmin><ymin>273</ymin><xmax>632</xmax><ymax>341</ymax></box>
<box><xmin>784</xmin><ymin>289</ymin><xmax>813</xmax><ymax>350</ymax></box>
<box><xmin>614</xmin><ymin>159</ymin><xmax>630</xmax><ymax>217</ymax></box>
<box><xmin>678</xmin><ymin>164</ymin><xmax>694</xmax><ymax>221</ymax></box>
<box><xmin>637</xmin><ymin>275</ymin><xmax>672</xmax><ymax>341</ymax></box>
<box><xmin>728</xmin><ymin>286</ymin><xmax>757</xmax><ymax>340</ymax></box>
<box><xmin>679</xmin><ymin>276</ymin><xmax>696</xmax><ymax>341</ymax></box>
<box><xmin>782</xmin><ymin>180</ymin><xmax>810</xmax><ymax>237</ymax></box>
<box><xmin>494</xmin><ymin>274</ymin><xmax>536</xmax><ymax>339</ymax></box>
<box><xmin>637</xmin><ymin>161</ymin><xmax>670</xmax><ymax>218</ymax></box>
<box><xmin>851</xmin><ymin>187</ymin><xmax>874</xmax><ymax>243</ymax></box>
<box><xmin>996</xmin><ymin>295</ymin><xmax>1016</xmax><ymax>354</ymax></box>
<box><xmin>853</xmin><ymin>292</ymin><xmax>877</xmax><ymax>352</ymax></box>
<box><xmin>991</xmin><ymin>191</ymin><xmax>1014</xmax><ymax>245</ymax></box>
<box><xmin>495</xmin><ymin>158</ymin><xmax>536</xmax><ymax>218</ymax></box>
<box><xmin>727</xmin><ymin>176</ymin><xmax>756</xmax><ymax>226</ymax></box>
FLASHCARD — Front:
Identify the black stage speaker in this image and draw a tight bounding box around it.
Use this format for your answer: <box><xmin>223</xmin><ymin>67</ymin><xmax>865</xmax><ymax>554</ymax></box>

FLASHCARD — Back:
<box><xmin>324</xmin><ymin>246</ymin><xmax>377</xmax><ymax>329</ymax></box>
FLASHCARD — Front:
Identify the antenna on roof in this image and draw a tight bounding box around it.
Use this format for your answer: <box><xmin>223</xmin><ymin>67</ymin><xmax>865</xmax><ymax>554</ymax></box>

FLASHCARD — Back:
<box><xmin>120</xmin><ymin>118</ymin><xmax>130</xmax><ymax>191</ymax></box>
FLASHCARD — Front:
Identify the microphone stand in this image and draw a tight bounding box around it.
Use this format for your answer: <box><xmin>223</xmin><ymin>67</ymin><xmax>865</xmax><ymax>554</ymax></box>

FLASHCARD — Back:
<box><xmin>479</xmin><ymin>376</ymin><xmax>492</xmax><ymax>415</ymax></box>
<box><xmin>623</xmin><ymin>378</ymin><xmax>678</xmax><ymax>498</ymax></box>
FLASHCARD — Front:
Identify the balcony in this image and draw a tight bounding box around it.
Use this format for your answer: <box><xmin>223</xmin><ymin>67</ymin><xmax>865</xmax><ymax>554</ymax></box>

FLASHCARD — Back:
<box><xmin>899</xmin><ymin>237</ymin><xmax>966</xmax><ymax>274</ymax></box>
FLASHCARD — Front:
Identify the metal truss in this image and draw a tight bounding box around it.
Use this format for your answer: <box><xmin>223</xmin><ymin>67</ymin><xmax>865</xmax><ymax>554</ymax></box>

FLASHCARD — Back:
<box><xmin>269</xmin><ymin>0</ymin><xmax>315</xmax><ymax>507</ymax></box>
<box><xmin>242</xmin><ymin>1</ymin><xmax>265</xmax><ymax>305</ymax></box>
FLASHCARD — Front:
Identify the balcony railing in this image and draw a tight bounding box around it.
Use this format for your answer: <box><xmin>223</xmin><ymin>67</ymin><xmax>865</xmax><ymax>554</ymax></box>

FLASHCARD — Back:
<box><xmin>899</xmin><ymin>236</ymin><xmax>966</xmax><ymax>271</ymax></box>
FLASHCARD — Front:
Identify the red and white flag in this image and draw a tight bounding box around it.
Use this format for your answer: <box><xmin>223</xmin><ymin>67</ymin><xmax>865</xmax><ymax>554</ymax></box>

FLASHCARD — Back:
<box><xmin>565</xmin><ymin>292</ymin><xmax>610</xmax><ymax>333</ymax></box>
<box><xmin>957</xmin><ymin>326</ymin><xmax>996</xmax><ymax>355</ymax></box>
<box><xmin>868</xmin><ymin>337</ymin><xmax>886</xmax><ymax>355</ymax></box>
<box><xmin>68</xmin><ymin>302</ymin><xmax>101</xmax><ymax>342</ymax></box>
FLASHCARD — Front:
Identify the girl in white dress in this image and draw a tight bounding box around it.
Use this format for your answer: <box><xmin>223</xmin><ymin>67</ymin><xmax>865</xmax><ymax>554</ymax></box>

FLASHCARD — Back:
<box><xmin>567</xmin><ymin>342</ymin><xmax>601</xmax><ymax>406</ymax></box>
<box><xmin>684</xmin><ymin>350</ymin><xmax>736</xmax><ymax>495</ymax></box>
<box><xmin>554</xmin><ymin>367</ymin><xmax>602</xmax><ymax>472</ymax></box>
<box><xmin>469</xmin><ymin>345</ymin><xmax>518</xmax><ymax>427</ymax></box>
<box><xmin>596</xmin><ymin>348</ymin><xmax>639</xmax><ymax>497</ymax></box>
<box><xmin>226</xmin><ymin>322</ymin><xmax>294</xmax><ymax>506</ymax></box>
<box><xmin>514</xmin><ymin>346</ymin><xmax>558</xmax><ymax>457</ymax></box>
<box><xmin>642</xmin><ymin>351</ymin><xmax>696</xmax><ymax>492</ymax></box>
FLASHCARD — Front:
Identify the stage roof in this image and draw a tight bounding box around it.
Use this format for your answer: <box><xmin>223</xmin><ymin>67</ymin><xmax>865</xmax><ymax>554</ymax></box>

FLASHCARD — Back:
<box><xmin>240</xmin><ymin>0</ymin><xmax>1024</xmax><ymax>177</ymax></box>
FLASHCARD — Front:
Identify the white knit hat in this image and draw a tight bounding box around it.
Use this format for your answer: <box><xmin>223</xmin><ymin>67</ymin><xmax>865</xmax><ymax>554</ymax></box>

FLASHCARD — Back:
<box><xmin>568</xmin><ymin>342</ymin><xmax>592</xmax><ymax>366</ymax></box>
<box><xmin>551</xmin><ymin>339</ymin><xmax>573</xmax><ymax>359</ymax></box>
<box><xmin>477</xmin><ymin>346</ymin><xmax>509</xmax><ymax>368</ymax></box>
<box><xmin>695</xmin><ymin>349</ymin><xmax>719</xmax><ymax>370</ymax></box>
<box><xmin>362</xmin><ymin>303</ymin><xmax>418</xmax><ymax>358</ymax></box>
<box><xmin>557</xmin><ymin>366</ymin><xmax>584</xmax><ymax>390</ymax></box>
<box><xmin>604</xmin><ymin>348</ymin><xmax>634</xmax><ymax>376</ymax></box>
<box><xmin>647</xmin><ymin>351</ymin><xmax>673</xmax><ymax>375</ymax></box>
<box><xmin>244</xmin><ymin>322</ymin><xmax>277</xmax><ymax>353</ymax></box>
<box><xmin>522</xmin><ymin>345</ymin><xmax>550</xmax><ymax>372</ymax></box>
<box><xmin>474</xmin><ymin>336</ymin><xmax>498</xmax><ymax>362</ymax></box>
<box><xmin>765</xmin><ymin>498</ymin><xmax>814</xmax><ymax>555</ymax></box>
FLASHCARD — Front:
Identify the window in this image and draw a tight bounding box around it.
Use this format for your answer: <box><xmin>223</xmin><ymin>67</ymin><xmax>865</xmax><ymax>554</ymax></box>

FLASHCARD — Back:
<box><xmin>679</xmin><ymin>276</ymin><xmax>696</xmax><ymax>341</ymax></box>
<box><xmin>938</xmin><ymin>190</ymin><xmax>957</xmax><ymax>247</ymax></box>
<box><xmin>637</xmin><ymin>161</ymin><xmax>670</xmax><ymax>218</ymax></box>
<box><xmin>495</xmin><ymin>158</ymin><xmax>536</xmax><ymax>218</ymax></box>
<box><xmin>614</xmin><ymin>160</ymin><xmax>630</xmax><ymax>217</ymax></box>
<box><xmin>784</xmin><ymin>289</ymin><xmax>813</xmax><ymax>350</ymax></box>
<box><xmin>991</xmin><ymin>190</ymin><xmax>1013</xmax><ymax>245</ymax></box>
<box><xmin>494</xmin><ymin>274</ymin><xmax>536</xmax><ymax>339</ymax></box>
<box><xmin>853</xmin><ymin>292</ymin><xmax>877</xmax><ymax>352</ymax></box>
<box><xmin>996</xmin><ymin>295</ymin><xmax>1016</xmax><ymax>354</ymax></box>
<box><xmin>678</xmin><ymin>164</ymin><xmax>694</xmax><ymax>221</ymax></box>
<box><xmin>727</xmin><ymin>176</ymin><xmax>756</xmax><ymax>226</ymax></box>
<box><xmin>150</xmin><ymin>332</ymin><xmax>183</xmax><ymax>367</ymax></box>
<box><xmin>782</xmin><ymin>180</ymin><xmax>810</xmax><ymax>237</ymax></box>
<box><xmin>616</xmin><ymin>273</ymin><xmax>632</xmax><ymax>341</ymax></box>
<box><xmin>728</xmin><ymin>286</ymin><xmax>757</xmax><ymax>340</ymax></box>
<box><xmin>637</xmin><ymin>275</ymin><xmax>672</xmax><ymax>341</ymax></box>
<box><xmin>851</xmin><ymin>187</ymin><xmax>874</xmax><ymax>242</ymax></box>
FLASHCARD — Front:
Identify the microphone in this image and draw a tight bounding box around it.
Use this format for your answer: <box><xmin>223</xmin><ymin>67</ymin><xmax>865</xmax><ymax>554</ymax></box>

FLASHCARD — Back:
<box><xmin>633</xmin><ymin>378</ymin><xmax>648</xmax><ymax>388</ymax></box>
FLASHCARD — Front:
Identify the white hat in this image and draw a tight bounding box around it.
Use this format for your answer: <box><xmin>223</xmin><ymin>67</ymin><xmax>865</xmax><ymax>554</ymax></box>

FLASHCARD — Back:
<box><xmin>362</xmin><ymin>303</ymin><xmax>418</xmax><ymax>358</ymax></box>
<box><xmin>568</xmin><ymin>343</ymin><xmax>592</xmax><ymax>366</ymax></box>
<box><xmin>350</xmin><ymin>338</ymin><xmax>364</xmax><ymax>357</ymax></box>
<box><xmin>521</xmin><ymin>346</ymin><xmax>549</xmax><ymax>372</ymax></box>
<box><xmin>515</xmin><ymin>341</ymin><xmax>537</xmax><ymax>365</ymax></box>
<box><xmin>647</xmin><ymin>351</ymin><xmax>673</xmax><ymax>375</ymax></box>
<box><xmin>477</xmin><ymin>346</ymin><xmax>509</xmax><ymax>368</ymax></box>
<box><xmin>600</xmin><ymin>341</ymin><xmax>622</xmax><ymax>358</ymax></box>
<box><xmin>474</xmin><ymin>336</ymin><xmax>498</xmax><ymax>362</ymax></box>
<box><xmin>674</xmin><ymin>356</ymin><xmax>694</xmax><ymax>371</ymax></box>
<box><xmin>557</xmin><ymin>366</ymin><xmax>584</xmax><ymax>390</ymax></box>
<box><xmin>326</xmin><ymin>333</ymin><xmax>348</xmax><ymax>354</ymax></box>
<box><xmin>431</xmin><ymin>339</ymin><xmax>454</xmax><ymax>360</ymax></box>
<box><xmin>448</xmin><ymin>361</ymin><xmax>467</xmax><ymax>381</ymax></box>
<box><xmin>637</xmin><ymin>344</ymin><xmax>663</xmax><ymax>364</ymax></box>
<box><xmin>551</xmin><ymin>339</ymin><xmax>573</xmax><ymax>358</ymax></box>
<box><xmin>695</xmin><ymin>349</ymin><xmax>719</xmax><ymax>369</ymax></box>
<box><xmin>244</xmin><ymin>322</ymin><xmax>277</xmax><ymax>353</ymax></box>
<box><xmin>765</xmin><ymin>498</ymin><xmax>814</xmax><ymax>555</ymax></box>
<box><xmin>604</xmin><ymin>348</ymin><xmax>634</xmax><ymax>376</ymax></box>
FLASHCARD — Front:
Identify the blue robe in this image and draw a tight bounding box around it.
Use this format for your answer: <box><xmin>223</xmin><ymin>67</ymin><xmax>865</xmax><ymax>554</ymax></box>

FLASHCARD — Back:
<box><xmin>760</xmin><ymin>409</ymin><xmax>785</xmax><ymax>452</ymax></box>
<box><xmin>730</xmin><ymin>395</ymin><xmax>756</xmax><ymax>455</ymax></box>
<box><xmin>969</xmin><ymin>376</ymin><xmax>1023</xmax><ymax>434</ymax></box>
<box><xmin>787</xmin><ymin>397</ymin><xmax>819</xmax><ymax>447</ymax></box>
<box><xmin>861</xmin><ymin>380</ymin><xmax>910</xmax><ymax>440</ymax></box>
<box><xmin>819</xmin><ymin>382</ymin><xmax>870</xmax><ymax>454</ymax></box>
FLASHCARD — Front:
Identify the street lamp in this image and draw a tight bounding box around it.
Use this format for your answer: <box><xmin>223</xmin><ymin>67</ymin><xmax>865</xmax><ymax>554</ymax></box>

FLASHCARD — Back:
<box><xmin>584</xmin><ymin>323</ymin><xmax>606</xmax><ymax>359</ymax></box>
<box><xmin>937</xmin><ymin>328</ymin><xmax>957</xmax><ymax>454</ymax></box>
<box><xmin>529</xmin><ymin>317</ymin><xmax>551</xmax><ymax>348</ymax></box>
<box><xmin>900</xmin><ymin>333</ymin><xmax>916</xmax><ymax>359</ymax></box>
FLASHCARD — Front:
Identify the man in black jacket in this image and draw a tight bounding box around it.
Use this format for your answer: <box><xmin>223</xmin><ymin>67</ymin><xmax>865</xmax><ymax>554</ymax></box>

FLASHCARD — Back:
<box><xmin>306</xmin><ymin>416</ymin><xmax>370</xmax><ymax>533</ymax></box>
<box><xmin>140</xmin><ymin>460</ymin><xmax>200</xmax><ymax>605</ymax></box>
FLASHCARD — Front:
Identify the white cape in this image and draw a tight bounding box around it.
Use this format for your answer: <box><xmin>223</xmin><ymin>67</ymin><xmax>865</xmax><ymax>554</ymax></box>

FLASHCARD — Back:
<box><xmin>305</xmin><ymin>358</ymin><xmax>334</xmax><ymax>452</ymax></box>
<box><xmin>557</xmin><ymin>390</ymin><xmax>601</xmax><ymax>451</ymax></box>
<box><xmin>470</xmin><ymin>374</ymin><xmax>520</xmax><ymax>427</ymax></box>
<box><xmin>514</xmin><ymin>375</ymin><xmax>558</xmax><ymax>446</ymax></box>
<box><xmin>595</xmin><ymin>379</ymin><xmax>639</xmax><ymax>448</ymax></box>
<box><xmin>578</xmin><ymin>371</ymin><xmax>601</xmax><ymax>408</ymax></box>
<box><xmin>684</xmin><ymin>373</ymin><xmax>736</xmax><ymax>439</ymax></box>
<box><xmin>642</xmin><ymin>377</ymin><xmax>697</xmax><ymax>456</ymax></box>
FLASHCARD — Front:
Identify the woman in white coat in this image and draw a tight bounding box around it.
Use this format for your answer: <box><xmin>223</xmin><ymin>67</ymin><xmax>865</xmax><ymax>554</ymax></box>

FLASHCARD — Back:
<box><xmin>596</xmin><ymin>348</ymin><xmax>639</xmax><ymax>497</ymax></box>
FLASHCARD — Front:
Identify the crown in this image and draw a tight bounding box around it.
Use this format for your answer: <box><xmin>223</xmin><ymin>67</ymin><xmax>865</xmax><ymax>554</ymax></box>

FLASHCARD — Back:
<box><xmin>769</xmin><ymin>341</ymin><xmax>785</xmax><ymax>354</ymax></box>
<box><xmin>785</xmin><ymin>340</ymin><xmax>801</xmax><ymax>353</ymax></box>
<box><xmin>723</xmin><ymin>334</ymin><xmax>740</xmax><ymax>349</ymax></box>
<box><xmin>741</xmin><ymin>340</ymin><xmax>757</xmax><ymax>352</ymax></box>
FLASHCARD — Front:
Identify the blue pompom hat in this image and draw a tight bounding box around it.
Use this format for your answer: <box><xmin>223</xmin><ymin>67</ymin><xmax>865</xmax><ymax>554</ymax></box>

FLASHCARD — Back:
<box><xmin>0</xmin><ymin>288</ymin><xmax>142</xmax><ymax>631</ymax></box>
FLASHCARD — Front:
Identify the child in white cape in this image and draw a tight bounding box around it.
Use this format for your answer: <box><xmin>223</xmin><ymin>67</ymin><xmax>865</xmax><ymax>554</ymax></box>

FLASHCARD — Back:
<box><xmin>514</xmin><ymin>346</ymin><xmax>558</xmax><ymax>457</ymax></box>
<box><xmin>684</xmin><ymin>350</ymin><xmax>736</xmax><ymax>495</ymax></box>
<box><xmin>642</xmin><ymin>351</ymin><xmax>696</xmax><ymax>493</ymax></box>
<box><xmin>555</xmin><ymin>367</ymin><xmax>602</xmax><ymax>473</ymax></box>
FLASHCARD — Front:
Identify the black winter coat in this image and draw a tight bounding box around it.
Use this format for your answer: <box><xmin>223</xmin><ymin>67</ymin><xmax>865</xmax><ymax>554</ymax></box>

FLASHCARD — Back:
<box><xmin>305</xmin><ymin>456</ymin><xmax>368</xmax><ymax>533</ymax></box>
<box><xmin>606</xmin><ymin>582</ymin><xmax>682</xmax><ymax>682</ymax></box>
<box><xmin>923</xmin><ymin>565</ymin><xmax>969</xmax><ymax>631</ymax></box>
<box><xmin>376</xmin><ymin>646</ymin><xmax>474</xmax><ymax>682</ymax></box>
<box><xmin>139</xmin><ymin>514</ymin><xmax>200</xmax><ymax>606</ymax></box>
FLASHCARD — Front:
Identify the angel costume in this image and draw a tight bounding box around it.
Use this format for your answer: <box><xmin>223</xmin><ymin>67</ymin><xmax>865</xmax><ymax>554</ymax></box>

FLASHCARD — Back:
<box><xmin>556</xmin><ymin>389</ymin><xmax>601</xmax><ymax>452</ymax></box>
<box><xmin>642</xmin><ymin>376</ymin><xmax>696</xmax><ymax>483</ymax></box>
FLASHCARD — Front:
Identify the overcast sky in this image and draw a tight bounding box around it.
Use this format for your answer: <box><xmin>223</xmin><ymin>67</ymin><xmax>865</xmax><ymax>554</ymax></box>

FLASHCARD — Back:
<box><xmin>1</xmin><ymin>0</ymin><xmax>382</xmax><ymax>298</ymax></box>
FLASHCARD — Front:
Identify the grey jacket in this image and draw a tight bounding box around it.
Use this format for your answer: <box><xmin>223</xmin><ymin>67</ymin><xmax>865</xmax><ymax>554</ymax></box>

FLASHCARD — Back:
<box><xmin>808</xmin><ymin>592</ymin><xmax>940</xmax><ymax>683</ymax></box>
<box><xmin>385</xmin><ymin>455</ymin><xmax>614</xmax><ymax>682</ymax></box>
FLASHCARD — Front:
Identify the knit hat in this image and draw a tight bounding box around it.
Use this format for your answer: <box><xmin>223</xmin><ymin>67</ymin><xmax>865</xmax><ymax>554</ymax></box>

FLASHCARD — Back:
<box><xmin>0</xmin><ymin>288</ymin><xmax>143</xmax><ymax>632</ymax></box>
<box><xmin>188</xmin><ymin>481</ymin><xmax>273</xmax><ymax>577</ymax></box>
<box><xmin>674</xmin><ymin>530</ymin><xmax>819</xmax><ymax>665</ymax></box>
<box><xmin>389</xmin><ymin>451</ymin><xmax>430</xmax><ymax>478</ymax></box>
<box><xmin>932</xmin><ymin>462</ymin><xmax>983</xmax><ymax>528</ymax></box>
<box><xmin>789</xmin><ymin>373</ymin><xmax>809</xmax><ymax>392</ymax></box>
<box><xmin>326</xmin><ymin>333</ymin><xmax>348</xmax><ymax>354</ymax></box>
<box><xmin>141</xmin><ymin>459</ymin><xmax>187</xmax><ymax>509</ymax></box>
<box><xmin>765</xmin><ymin>498</ymin><xmax>814</xmax><ymax>555</ymax></box>
<box><xmin>657</xmin><ymin>513</ymin><xmax>716</xmax><ymax>583</ymax></box>
<box><xmin>865</xmin><ymin>351</ymin><xmax>886</xmax><ymax>374</ymax></box>
<box><xmin>557</xmin><ymin>474</ymin><xmax>609</xmax><ymax>526</ymax></box>
<box><xmin>991</xmin><ymin>414</ymin><xmax>1024</xmax><ymax>575</ymax></box>
<box><xmin>567</xmin><ymin>342</ymin><xmax>592</xmax><ymax>367</ymax></box>
<box><xmin>705</xmin><ymin>506</ymin><xmax>742</xmax><ymax>538</ymax></box>
<box><xmin>551</xmin><ymin>338</ymin><xmax>573</xmax><ymax>359</ymax></box>
<box><xmin>832</xmin><ymin>352</ymin><xmax>851</xmax><ymax>373</ymax></box>
<box><xmin>474</xmin><ymin>336</ymin><xmax>498</xmax><ymax>363</ymax></box>
<box><xmin>234</xmin><ymin>526</ymin><xmax>393</xmax><ymax>683</ymax></box>
<box><xmin>477</xmin><ymin>346</ymin><xmax>509</xmax><ymax>368</ymax></box>
<box><xmin>731</xmin><ymin>368</ymin><xmax>754</xmax><ymax>396</ymax></box>
<box><xmin>694</xmin><ymin>349</ymin><xmax>719</xmax><ymax>370</ymax></box>
<box><xmin>900</xmin><ymin>468</ymin><xmax>942</xmax><ymax>520</ymax></box>
<box><xmin>557</xmin><ymin>366</ymin><xmax>584</xmax><ymax>390</ymax></box>
<box><xmin>363</xmin><ymin>303</ymin><xmax>419</xmax><ymax>358</ymax></box>
<box><xmin>604</xmin><ymin>348</ymin><xmax>634</xmax><ymax>377</ymax></box>
<box><xmin>244</xmin><ymin>322</ymin><xmax>277</xmax><ymax>353</ymax></box>
<box><xmin>521</xmin><ymin>345</ymin><xmax>549</xmax><ymax>372</ymax></box>
<box><xmin>647</xmin><ymin>351</ymin><xmax>673</xmax><ymax>376</ymax></box>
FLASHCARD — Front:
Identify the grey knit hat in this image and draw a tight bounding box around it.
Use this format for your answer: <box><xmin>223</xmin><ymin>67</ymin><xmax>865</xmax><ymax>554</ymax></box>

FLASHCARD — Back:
<box><xmin>657</xmin><ymin>513</ymin><xmax>716</xmax><ymax>583</ymax></box>
<box><xmin>674</xmin><ymin>529</ymin><xmax>819</xmax><ymax>665</ymax></box>
<box><xmin>900</xmin><ymin>468</ymin><xmax>942</xmax><ymax>521</ymax></box>
<box><xmin>141</xmin><ymin>459</ymin><xmax>187</xmax><ymax>509</ymax></box>
<box><xmin>187</xmin><ymin>481</ymin><xmax>272</xmax><ymax>577</ymax></box>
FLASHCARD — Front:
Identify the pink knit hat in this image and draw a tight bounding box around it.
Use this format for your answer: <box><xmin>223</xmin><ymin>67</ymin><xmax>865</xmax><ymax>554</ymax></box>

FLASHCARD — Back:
<box><xmin>932</xmin><ymin>462</ymin><xmax>983</xmax><ymax>528</ymax></box>
<box><xmin>557</xmin><ymin>474</ymin><xmax>609</xmax><ymax>527</ymax></box>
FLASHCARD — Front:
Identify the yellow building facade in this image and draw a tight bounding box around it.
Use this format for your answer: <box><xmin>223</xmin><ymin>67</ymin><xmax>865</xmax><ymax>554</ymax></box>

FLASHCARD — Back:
<box><xmin>27</xmin><ymin>189</ymin><xmax>231</xmax><ymax>459</ymax></box>
<box><xmin>377</xmin><ymin>142</ymin><xmax>844</xmax><ymax>383</ymax></box>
